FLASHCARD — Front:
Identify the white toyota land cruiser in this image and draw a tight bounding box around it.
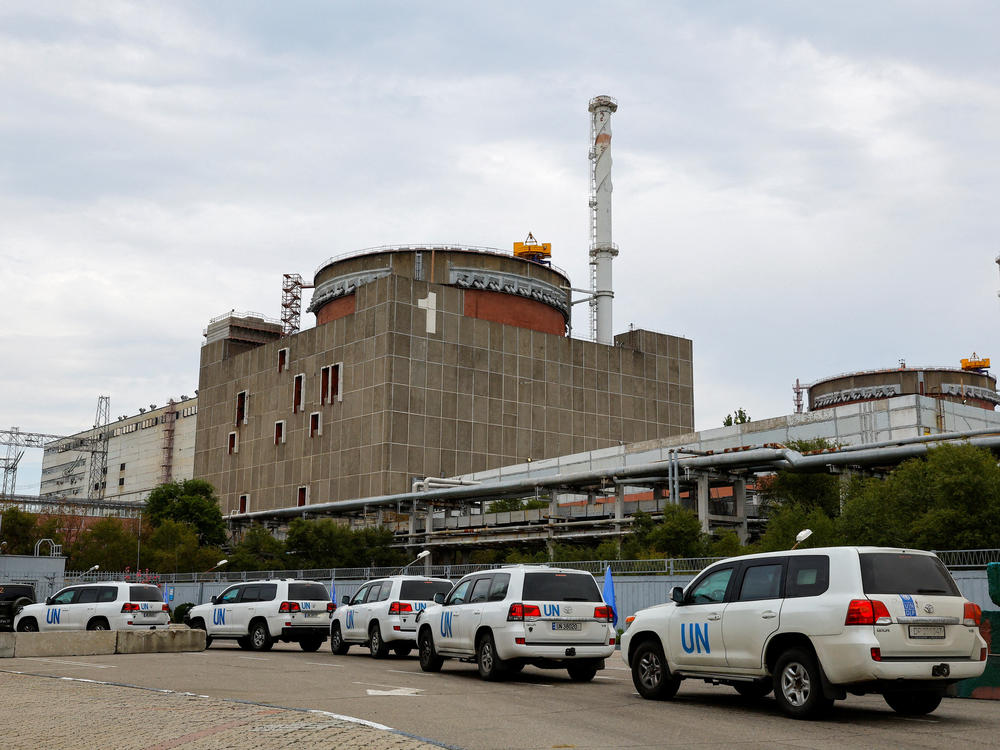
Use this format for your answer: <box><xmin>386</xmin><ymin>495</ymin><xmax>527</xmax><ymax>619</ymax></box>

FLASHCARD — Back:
<box><xmin>415</xmin><ymin>565</ymin><xmax>616</xmax><ymax>681</ymax></box>
<box><xmin>186</xmin><ymin>578</ymin><xmax>333</xmax><ymax>651</ymax></box>
<box><xmin>329</xmin><ymin>575</ymin><xmax>453</xmax><ymax>658</ymax></box>
<box><xmin>621</xmin><ymin>547</ymin><xmax>987</xmax><ymax>718</ymax></box>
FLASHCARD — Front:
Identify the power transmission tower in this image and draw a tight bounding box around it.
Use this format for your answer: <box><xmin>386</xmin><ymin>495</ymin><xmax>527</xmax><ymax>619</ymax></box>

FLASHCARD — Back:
<box><xmin>86</xmin><ymin>396</ymin><xmax>111</xmax><ymax>500</ymax></box>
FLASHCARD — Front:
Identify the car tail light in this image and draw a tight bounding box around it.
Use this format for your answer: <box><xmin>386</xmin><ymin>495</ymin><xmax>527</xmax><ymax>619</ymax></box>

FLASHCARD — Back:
<box><xmin>388</xmin><ymin>602</ymin><xmax>413</xmax><ymax>615</ymax></box>
<box><xmin>593</xmin><ymin>605</ymin><xmax>614</xmax><ymax>622</ymax></box>
<box><xmin>515</xmin><ymin>637</ymin><xmax>526</xmax><ymax>645</ymax></box>
<box><xmin>121</xmin><ymin>602</ymin><xmax>140</xmax><ymax>613</ymax></box>
<box><xmin>845</xmin><ymin>599</ymin><xmax>891</xmax><ymax>625</ymax></box>
<box><xmin>980</xmin><ymin>647</ymin><xmax>988</xmax><ymax>661</ymax></box>
<box><xmin>327</xmin><ymin>602</ymin><xmax>336</xmax><ymax>613</ymax></box>
<box><xmin>609</xmin><ymin>637</ymin><xmax>616</xmax><ymax>646</ymax></box>
<box><xmin>871</xmin><ymin>648</ymin><xmax>882</xmax><ymax>661</ymax></box>
<box><xmin>278</xmin><ymin>601</ymin><xmax>301</xmax><ymax>613</ymax></box>
<box><xmin>507</xmin><ymin>603</ymin><xmax>541</xmax><ymax>621</ymax></box>
<box><xmin>161</xmin><ymin>604</ymin><xmax>169</xmax><ymax>612</ymax></box>
<box><xmin>964</xmin><ymin>602</ymin><xmax>982</xmax><ymax>627</ymax></box>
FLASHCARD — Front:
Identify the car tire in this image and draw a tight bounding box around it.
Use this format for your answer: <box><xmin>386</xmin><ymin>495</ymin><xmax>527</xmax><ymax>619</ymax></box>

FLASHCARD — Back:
<box><xmin>476</xmin><ymin>632</ymin><xmax>506</xmax><ymax>681</ymax></box>
<box><xmin>87</xmin><ymin>618</ymin><xmax>110</xmax><ymax>631</ymax></box>
<box><xmin>393</xmin><ymin>644</ymin><xmax>413</xmax><ymax>658</ymax></box>
<box><xmin>237</xmin><ymin>636</ymin><xmax>251</xmax><ymax>650</ymax></box>
<box><xmin>734</xmin><ymin>680</ymin><xmax>773</xmax><ymax>699</ymax></box>
<box><xmin>249</xmin><ymin>620</ymin><xmax>274</xmax><ymax>652</ymax></box>
<box><xmin>631</xmin><ymin>640</ymin><xmax>681</xmax><ymax>700</ymax></box>
<box><xmin>16</xmin><ymin>618</ymin><xmax>39</xmax><ymax>632</ymax></box>
<box><xmin>330</xmin><ymin>624</ymin><xmax>350</xmax><ymax>655</ymax></box>
<box><xmin>567</xmin><ymin>662</ymin><xmax>598</xmax><ymax>682</ymax></box>
<box><xmin>418</xmin><ymin>629</ymin><xmax>444</xmax><ymax>672</ymax></box>
<box><xmin>300</xmin><ymin>636</ymin><xmax>323</xmax><ymax>652</ymax></box>
<box><xmin>12</xmin><ymin>597</ymin><xmax>31</xmax><ymax>617</ymax></box>
<box><xmin>773</xmin><ymin>648</ymin><xmax>834</xmax><ymax>719</ymax></box>
<box><xmin>884</xmin><ymin>689</ymin><xmax>943</xmax><ymax>716</ymax></box>
<box><xmin>190</xmin><ymin>619</ymin><xmax>213</xmax><ymax>648</ymax></box>
<box><xmin>369</xmin><ymin>623</ymin><xmax>390</xmax><ymax>658</ymax></box>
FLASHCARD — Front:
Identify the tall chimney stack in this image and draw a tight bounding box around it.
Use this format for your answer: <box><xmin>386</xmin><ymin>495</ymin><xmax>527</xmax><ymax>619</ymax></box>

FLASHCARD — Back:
<box><xmin>588</xmin><ymin>95</ymin><xmax>619</xmax><ymax>345</ymax></box>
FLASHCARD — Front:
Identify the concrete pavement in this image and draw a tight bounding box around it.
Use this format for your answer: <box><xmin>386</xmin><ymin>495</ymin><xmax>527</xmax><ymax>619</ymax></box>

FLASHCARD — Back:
<box><xmin>0</xmin><ymin>671</ymin><xmax>450</xmax><ymax>749</ymax></box>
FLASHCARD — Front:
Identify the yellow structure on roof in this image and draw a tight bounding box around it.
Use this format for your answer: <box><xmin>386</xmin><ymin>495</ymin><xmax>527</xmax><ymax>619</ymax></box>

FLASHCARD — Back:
<box><xmin>513</xmin><ymin>232</ymin><xmax>551</xmax><ymax>261</ymax></box>
<box><xmin>961</xmin><ymin>354</ymin><xmax>990</xmax><ymax>371</ymax></box>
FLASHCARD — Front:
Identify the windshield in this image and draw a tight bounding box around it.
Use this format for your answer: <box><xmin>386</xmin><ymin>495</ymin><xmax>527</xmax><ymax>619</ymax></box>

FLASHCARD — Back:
<box><xmin>289</xmin><ymin>582</ymin><xmax>331</xmax><ymax>601</ymax></box>
<box><xmin>860</xmin><ymin>553</ymin><xmax>960</xmax><ymax>596</ymax></box>
<box><xmin>400</xmin><ymin>580</ymin><xmax>453</xmax><ymax>601</ymax></box>
<box><xmin>522</xmin><ymin>572</ymin><xmax>602</xmax><ymax>602</ymax></box>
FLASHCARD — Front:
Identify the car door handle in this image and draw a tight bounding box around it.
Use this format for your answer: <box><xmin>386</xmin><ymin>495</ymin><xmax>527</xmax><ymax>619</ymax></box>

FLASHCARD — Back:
<box><xmin>761</xmin><ymin>611</ymin><xmax>777</xmax><ymax>619</ymax></box>
<box><xmin>707</xmin><ymin>614</ymin><xmax>721</xmax><ymax>621</ymax></box>
<box><xmin>473</xmin><ymin>610</ymin><xmax>481</xmax><ymax>615</ymax></box>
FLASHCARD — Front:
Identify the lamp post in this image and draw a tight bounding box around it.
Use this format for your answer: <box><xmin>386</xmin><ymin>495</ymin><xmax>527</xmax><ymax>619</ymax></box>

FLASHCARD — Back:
<box><xmin>791</xmin><ymin>529</ymin><xmax>813</xmax><ymax>550</ymax></box>
<box><xmin>76</xmin><ymin>564</ymin><xmax>99</xmax><ymax>581</ymax></box>
<box><xmin>395</xmin><ymin>550</ymin><xmax>430</xmax><ymax>575</ymax></box>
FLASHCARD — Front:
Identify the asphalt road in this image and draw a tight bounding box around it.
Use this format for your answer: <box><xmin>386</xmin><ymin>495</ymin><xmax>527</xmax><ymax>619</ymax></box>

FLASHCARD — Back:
<box><xmin>4</xmin><ymin>642</ymin><xmax>1000</xmax><ymax>749</ymax></box>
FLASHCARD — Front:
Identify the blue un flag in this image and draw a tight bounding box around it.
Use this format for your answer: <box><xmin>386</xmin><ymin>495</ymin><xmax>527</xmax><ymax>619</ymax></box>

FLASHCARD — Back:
<box><xmin>602</xmin><ymin>566</ymin><xmax>618</xmax><ymax>627</ymax></box>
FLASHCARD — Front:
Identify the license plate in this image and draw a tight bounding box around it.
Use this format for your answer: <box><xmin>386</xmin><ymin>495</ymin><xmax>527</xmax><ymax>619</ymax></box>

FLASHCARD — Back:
<box><xmin>909</xmin><ymin>625</ymin><xmax>945</xmax><ymax>639</ymax></box>
<box><xmin>304</xmin><ymin>612</ymin><xmax>319</xmax><ymax>618</ymax></box>
<box><xmin>143</xmin><ymin>611</ymin><xmax>159</xmax><ymax>617</ymax></box>
<box><xmin>552</xmin><ymin>622</ymin><xmax>581</xmax><ymax>631</ymax></box>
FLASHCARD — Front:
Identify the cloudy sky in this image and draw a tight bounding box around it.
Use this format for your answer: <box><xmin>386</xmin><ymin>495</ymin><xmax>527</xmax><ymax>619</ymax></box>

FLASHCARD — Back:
<box><xmin>3</xmin><ymin>1</ymin><xmax>999</xmax><ymax>493</ymax></box>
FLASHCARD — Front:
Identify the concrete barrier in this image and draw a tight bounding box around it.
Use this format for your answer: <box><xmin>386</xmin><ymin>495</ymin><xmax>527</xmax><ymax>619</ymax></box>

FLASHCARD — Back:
<box><xmin>0</xmin><ymin>633</ymin><xmax>13</xmax><ymax>658</ymax></box>
<box><xmin>13</xmin><ymin>631</ymin><xmax>117</xmax><ymax>658</ymax></box>
<box><xmin>116</xmin><ymin>628</ymin><xmax>205</xmax><ymax>654</ymax></box>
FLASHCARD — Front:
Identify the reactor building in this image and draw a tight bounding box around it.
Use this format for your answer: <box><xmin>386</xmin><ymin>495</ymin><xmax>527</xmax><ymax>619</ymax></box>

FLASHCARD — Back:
<box><xmin>193</xmin><ymin>96</ymin><xmax>696</xmax><ymax>517</ymax></box>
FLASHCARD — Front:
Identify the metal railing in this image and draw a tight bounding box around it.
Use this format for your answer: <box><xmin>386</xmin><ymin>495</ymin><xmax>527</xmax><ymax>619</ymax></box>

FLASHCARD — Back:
<box><xmin>932</xmin><ymin>549</ymin><xmax>1000</xmax><ymax>569</ymax></box>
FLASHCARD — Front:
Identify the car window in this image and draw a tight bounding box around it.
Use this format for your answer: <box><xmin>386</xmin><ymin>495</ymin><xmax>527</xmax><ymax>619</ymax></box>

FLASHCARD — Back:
<box><xmin>50</xmin><ymin>588</ymin><xmax>79</xmax><ymax>605</ymax></box>
<box><xmin>256</xmin><ymin>584</ymin><xmax>277</xmax><ymax>602</ymax></box>
<box><xmin>350</xmin><ymin>585</ymin><xmax>370</xmax><ymax>605</ymax></box>
<box><xmin>241</xmin><ymin>585</ymin><xmax>261</xmax><ymax>603</ymax></box>
<box><xmin>488</xmin><ymin>573</ymin><xmax>510</xmax><ymax>602</ymax></box>
<box><xmin>129</xmin><ymin>585</ymin><xmax>163</xmax><ymax>602</ymax></box>
<box><xmin>377</xmin><ymin>583</ymin><xmax>392</xmax><ymax>602</ymax></box>
<box><xmin>469</xmin><ymin>577</ymin><xmax>492</xmax><ymax>604</ymax></box>
<box><xmin>687</xmin><ymin>567</ymin><xmax>733</xmax><ymax>604</ymax></box>
<box><xmin>289</xmin><ymin>582</ymin><xmax>329</xmax><ymax>601</ymax></box>
<box><xmin>76</xmin><ymin>587</ymin><xmax>103</xmax><ymax>604</ymax></box>
<box><xmin>218</xmin><ymin>586</ymin><xmax>241</xmax><ymax>604</ymax></box>
<box><xmin>365</xmin><ymin>583</ymin><xmax>384</xmax><ymax>603</ymax></box>
<box><xmin>785</xmin><ymin>555</ymin><xmax>830</xmax><ymax>598</ymax></box>
<box><xmin>522</xmin><ymin>572</ymin><xmax>602</xmax><ymax>602</ymax></box>
<box><xmin>399</xmin><ymin>580</ymin><xmax>453</xmax><ymax>601</ymax></box>
<box><xmin>738</xmin><ymin>563</ymin><xmax>783</xmax><ymax>601</ymax></box>
<box><xmin>860</xmin><ymin>553</ymin><xmax>960</xmax><ymax>596</ymax></box>
<box><xmin>97</xmin><ymin>587</ymin><xmax>117</xmax><ymax>603</ymax></box>
<box><xmin>446</xmin><ymin>580</ymin><xmax>472</xmax><ymax>605</ymax></box>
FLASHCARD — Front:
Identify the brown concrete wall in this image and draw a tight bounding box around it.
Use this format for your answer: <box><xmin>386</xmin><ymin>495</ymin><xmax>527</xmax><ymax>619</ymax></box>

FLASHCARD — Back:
<box><xmin>315</xmin><ymin>294</ymin><xmax>357</xmax><ymax>326</ymax></box>
<box><xmin>195</xmin><ymin>273</ymin><xmax>694</xmax><ymax>515</ymax></box>
<box><xmin>463</xmin><ymin>289</ymin><xmax>565</xmax><ymax>336</ymax></box>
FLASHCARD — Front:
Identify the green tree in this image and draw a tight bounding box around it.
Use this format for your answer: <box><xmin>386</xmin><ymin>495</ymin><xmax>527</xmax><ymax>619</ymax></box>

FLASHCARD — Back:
<box><xmin>69</xmin><ymin>517</ymin><xmax>138</xmax><ymax>570</ymax></box>
<box><xmin>754</xmin><ymin>505</ymin><xmax>840</xmax><ymax>552</ymax></box>
<box><xmin>227</xmin><ymin>524</ymin><xmax>288</xmax><ymax>571</ymax></box>
<box><xmin>284</xmin><ymin>518</ymin><xmax>406</xmax><ymax>569</ymax></box>
<box><xmin>645</xmin><ymin>505</ymin><xmax>707</xmax><ymax>558</ymax></box>
<box><xmin>144</xmin><ymin>520</ymin><xmax>222</xmax><ymax>574</ymax></box>
<box><xmin>722</xmin><ymin>408</ymin><xmax>751</xmax><ymax>426</ymax></box>
<box><xmin>487</xmin><ymin>497</ymin><xmax>548</xmax><ymax>513</ymax></box>
<box><xmin>0</xmin><ymin>507</ymin><xmax>40</xmax><ymax>554</ymax></box>
<box><xmin>758</xmin><ymin>439</ymin><xmax>843</xmax><ymax>517</ymax></box>
<box><xmin>145</xmin><ymin>480</ymin><xmax>227</xmax><ymax>547</ymax></box>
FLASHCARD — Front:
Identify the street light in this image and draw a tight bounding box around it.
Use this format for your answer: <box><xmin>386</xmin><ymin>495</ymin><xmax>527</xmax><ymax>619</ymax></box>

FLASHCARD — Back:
<box><xmin>204</xmin><ymin>559</ymin><xmax>228</xmax><ymax>573</ymax></box>
<box><xmin>395</xmin><ymin>550</ymin><xmax>430</xmax><ymax>575</ymax></box>
<box><xmin>791</xmin><ymin>529</ymin><xmax>813</xmax><ymax>550</ymax></box>
<box><xmin>76</xmin><ymin>564</ymin><xmax>99</xmax><ymax>581</ymax></box>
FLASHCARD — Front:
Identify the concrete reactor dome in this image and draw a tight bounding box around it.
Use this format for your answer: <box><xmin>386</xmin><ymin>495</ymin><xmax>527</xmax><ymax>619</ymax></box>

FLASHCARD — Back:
<box><xmin>809</xmin><ymin>366</ymin><xmax>1000</xmax><ymax>411</ymax></box>
<box><xmin>307</xmin><ymin>245</ymin><xmax>572</xmax><ymax>336</ymax></box>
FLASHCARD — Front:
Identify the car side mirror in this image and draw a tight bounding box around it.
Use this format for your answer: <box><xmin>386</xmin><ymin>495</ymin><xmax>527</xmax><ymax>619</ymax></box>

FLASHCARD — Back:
<box><xmin>670</xmin><ymin>586</ymin><xmax>685</xmax><ymax>605</ymax></box>
<box><xmin>45</xmin><ymin>596</ymin><xmax>54</xmax><ymax>606</ymax></box>
<box><xmin>433</xmin><ymin>592</ymin><xmax>445</xmax><ymax>604</ymax></box>
<box><xmin>210</xmin><ymin>596</ymin><xmax>218</xmax><ymax>605</ymax></box>
<box><xmin>341</xmin><ymin>595</ymin><xmax>350</xmax><ymax>605</ymax></box>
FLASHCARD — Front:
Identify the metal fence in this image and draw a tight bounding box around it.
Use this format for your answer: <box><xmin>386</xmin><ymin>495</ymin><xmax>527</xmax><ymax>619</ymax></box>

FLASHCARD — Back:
<box><xmin>931</xmin><ymin>549</ymin><xmax>1000</xmax><ymax>569</ymax></box>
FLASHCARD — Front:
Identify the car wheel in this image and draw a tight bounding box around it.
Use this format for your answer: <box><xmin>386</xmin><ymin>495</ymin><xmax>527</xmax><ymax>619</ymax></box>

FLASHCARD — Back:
<box><xmin>392</xmin><ymin>644</ymin><xmax>413</xmax><ymax>658</ymax></box>
<box><xmin>369</xmin><ymin>623</ymin><xmax>389</xmax><ymax>658</ymax></box>
<box><xmin>87</xmin><ymin>618</ymin><xmax>110</xmax><ymax>631</ymax></box>
<box><xmin>476</xmin><ymin>632</ymin><xmax>506</xmax><ymax>681</ymax></box>
<box><xmin>12</xmin><ymin>597</ymin><xmax>31</xmax><ymax>617</ymax></box>
<box><xmin>884</xmin><ymin>689</ymin><xmax>943</xmax><ymax>716</ymax></box>
<box><xmin>249</xmin><ymin>620</ymin><xmax>273</xmax><ymax>652</ymax></box>
<box><xmin>190</xmin><ymin>619</ymin><xmax>213</xmax><ymax>648</ymax></box>
<box><xmin>734</xmin><ymin>680</ymin><xmax>773</xmax><ymax>699</ymax></box>
<box><xmin>567</xmin><ymin>662</ymin><xmax>598</xmax><ymax>682</ymax></box>
<box><xmin>16</xmin><ymin>618</ymin><xmax>39</xmax><ymax>632</ymax></box>
<box><xmin>773</xmin><ymin>648</ymin><xmax>834</xmax><ymax>719</ymax></box>
<box><xmin>300</xmin><ymin>636</ymin><xmax>323</xmax><ymax>652</ymax></box>
<box><xmin>237</xmin><ymin>636</ymin><xmax>251</xmax><ymax>650</ymax></box>
<box><xmin>631</xmin><ymin>640</ymin><xmax>681</xmax><ymax>700</ymax></box>
<box><xmin>418</xmin><ymin>629</ymin><xmax>444</xmax><ymax>672</ymax></box>
<box><xmin>330</xmin><ymin>624</ymin><xmax>349</xmax><ymax>655</ymax></box>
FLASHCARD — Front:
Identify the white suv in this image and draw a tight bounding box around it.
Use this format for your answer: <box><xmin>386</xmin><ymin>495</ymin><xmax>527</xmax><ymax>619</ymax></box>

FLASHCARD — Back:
<box><xmin>15</xmin><ymin>582</ymin><xmax>169</xmax><ymax>632</ymax></box>
<box><xmin>185</xmin><ymin>579</ymin><xmax>333</xmax><ymax>651</ymax></box>
<box><xmin>415</xmin><ymin>565</ymin><xmax>616</xmax><ymax>681</ymax></box>
<box><xmin>329</xmin><ymin>575</ymin><xmax>453</xmax><ymax>658</ymax></box>
<box><xmin>621</xmin><ymin>546</ymin><xmax>987</xmax><ymax>718</ymax></box>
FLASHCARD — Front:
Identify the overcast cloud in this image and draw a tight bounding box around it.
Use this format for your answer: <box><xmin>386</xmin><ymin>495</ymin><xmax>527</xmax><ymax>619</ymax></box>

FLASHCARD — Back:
<box><xmin>3</xmin><ymin>1</ymin><xmax>999</xmax><ymax>492</ymax></box>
